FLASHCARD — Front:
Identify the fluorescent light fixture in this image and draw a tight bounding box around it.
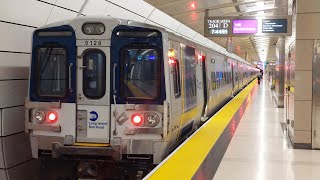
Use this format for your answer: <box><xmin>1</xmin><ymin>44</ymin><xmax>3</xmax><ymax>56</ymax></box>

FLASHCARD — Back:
<box><xmin>255</xmin><ymin>1</ymin><xmax>264</xmax><ymax>7</ymax></box>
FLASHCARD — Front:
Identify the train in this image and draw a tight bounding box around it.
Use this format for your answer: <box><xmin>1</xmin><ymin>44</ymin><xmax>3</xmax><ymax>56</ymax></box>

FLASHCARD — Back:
<box><xmin>25</xmin><ymin>16</ymin><xmax>258</xmax><ymax>178</ymax></box>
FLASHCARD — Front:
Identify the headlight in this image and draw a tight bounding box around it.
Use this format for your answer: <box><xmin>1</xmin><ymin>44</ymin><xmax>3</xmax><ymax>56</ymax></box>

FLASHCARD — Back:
<box><xmin>145</xmin><ymin>112</ymin><xmax>160</xmax><ymax>127</ymax></box>
<box><xmin>82</xmin><ymin>23</ymin><xmax>105</xmax><ymax>35</ymax></box>
<box><xmin>95</xmin><ymin>24</ymin><xmax>105</xmax><ymax>34</ymax></box>
<box><xmin>34</xmin><ymin>111</ymin><xmax>45</xmax><ymax>123</ymax></box>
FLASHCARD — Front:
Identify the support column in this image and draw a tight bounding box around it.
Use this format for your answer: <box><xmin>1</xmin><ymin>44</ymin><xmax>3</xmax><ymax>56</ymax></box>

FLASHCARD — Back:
<box><xmin>293</xmin><ymin>0</ymin><xmax>320</xmax><ymax>149</ymax></box>
<box><xmin>273</xmin><ymin>0</ymin><xmax>288</xmax><ymax>107</ymax></box>
<box><xmin>275</xmin><ymin>37</ymin><xmax>285</xmax><ymax>107</ymax></box>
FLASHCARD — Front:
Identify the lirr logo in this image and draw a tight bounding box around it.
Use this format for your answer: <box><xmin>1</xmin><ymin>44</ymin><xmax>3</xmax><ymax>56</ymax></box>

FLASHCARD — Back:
<box><xmin>89</xmin><ymin>111</ymin><xmax>98</xmax><ymax>121</ymax></box>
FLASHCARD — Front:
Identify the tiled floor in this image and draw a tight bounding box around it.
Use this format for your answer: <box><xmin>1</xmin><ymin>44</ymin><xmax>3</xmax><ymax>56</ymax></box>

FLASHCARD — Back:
<box><xmin>213</xmin><ymin>78</ymin><xmax>320</xmax><ymax>180</ymax></box>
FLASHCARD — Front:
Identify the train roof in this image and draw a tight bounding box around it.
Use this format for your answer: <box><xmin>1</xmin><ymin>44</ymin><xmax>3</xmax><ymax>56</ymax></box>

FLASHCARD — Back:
<box><xmin>37</xmin><ymin>16</ymin><xmax>254</xmax><ymax>67</ymax></box>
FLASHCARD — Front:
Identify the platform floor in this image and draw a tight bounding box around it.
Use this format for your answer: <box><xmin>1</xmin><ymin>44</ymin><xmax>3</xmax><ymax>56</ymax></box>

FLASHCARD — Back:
<box><xmin>213</xmin><ymin>79</ymin><xmax>320</xmax><ymax>180</ymax></box>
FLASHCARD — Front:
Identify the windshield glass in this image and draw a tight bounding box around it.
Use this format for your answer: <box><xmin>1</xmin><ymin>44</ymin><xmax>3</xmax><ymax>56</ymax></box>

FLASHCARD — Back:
<box><xmin>120</xmin><ymin>47</ymin><xmax>160</xmax><ymax>100</ymax></box>
<box><xmin>36</xmin><ymin>47</ymin><xmax>67</xmax><ymax>97</ymax></box>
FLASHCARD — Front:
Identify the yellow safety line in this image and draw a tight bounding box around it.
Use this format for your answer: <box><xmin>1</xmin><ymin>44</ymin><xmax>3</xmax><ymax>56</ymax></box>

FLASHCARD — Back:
<box><xmin>147</xmin><ymin>80</ymin><xmax>257</xmax><ymax>180</ymax></box>
<box><xmin>74</xmin><ymin>143</ymin><xmax>110</xmax><ymax>147</ymax></box>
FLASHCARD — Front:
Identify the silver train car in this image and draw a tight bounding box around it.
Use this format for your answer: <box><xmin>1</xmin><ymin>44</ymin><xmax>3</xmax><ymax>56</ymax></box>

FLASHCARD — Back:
<box><xmin>25</xmin><ymin>16</ymin><xmax>258</xmax><ymax>170</ymax></box>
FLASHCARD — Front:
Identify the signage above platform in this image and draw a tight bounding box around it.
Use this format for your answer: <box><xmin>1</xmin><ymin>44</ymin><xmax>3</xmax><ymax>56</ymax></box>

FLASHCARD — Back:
<box><xmin>262</xmin><ymin>19</ymin><xmax>288</xmax><ymax>33</ymax></box>
<box><xmin>233</xmin><ymin>19</ymin><xmax>258</xmax><ymax>34</ymax></box>
<box><xmin>204</xmin><ymin>16</ymin><xmax>292</xmax><ymax>37</ymax></box>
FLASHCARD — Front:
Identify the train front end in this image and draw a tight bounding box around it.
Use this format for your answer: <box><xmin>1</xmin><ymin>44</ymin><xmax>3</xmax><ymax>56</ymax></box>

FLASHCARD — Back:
<box><xmin>25</xmin><ymin>17</ymin><xmax>168</xmax><ymax>167</ymax></box>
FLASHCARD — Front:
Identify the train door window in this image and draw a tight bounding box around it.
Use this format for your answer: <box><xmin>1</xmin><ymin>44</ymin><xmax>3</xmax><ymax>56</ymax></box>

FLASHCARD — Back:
<box><xmin>36</xmin><ymin>47</ymin><xmax>68</xmax><ymax>98</ymax></box>
<box><xmin>216</xmin><ymin>72</ymin><xmax>220</xmax><ymax>88</ymax></box>
<box><xmin>221</xmin><ymin>72</ymin><xmax>224</xmax><ymax>87</ymax></box>
<box><xmin>192</xmin><ymin>72</ymin><xmax>197</xmax><ymax>96</ymax></box>
<box><xmin>226</xmin><ymin>71</ymin><xmax>229</xmax><ymax>84</ymax></box>
<box><xmin>83</xmin><ymin>50</ymin><xmax>106</xmax><ymax>99</ymax></box>
<box><xmin>220</xmin><ymin>72</ymin><xmax>223</xmax><ymax>87</ymax></box>
<box><xmin>172</xmin><ymin>60</ymin><xmax>181</xmax><ymax>98</ymax></box>
<box><xmin>211</xmin><ymin>72</ymin><xmax>216</xmax><ymax>90</ymax></box>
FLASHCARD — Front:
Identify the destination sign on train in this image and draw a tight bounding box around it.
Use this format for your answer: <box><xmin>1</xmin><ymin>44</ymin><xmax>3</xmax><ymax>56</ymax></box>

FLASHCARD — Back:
<box><xmin>204</xmin><ymin>16</ymin><xmax>292</xmax><ymax>37</ymax></box>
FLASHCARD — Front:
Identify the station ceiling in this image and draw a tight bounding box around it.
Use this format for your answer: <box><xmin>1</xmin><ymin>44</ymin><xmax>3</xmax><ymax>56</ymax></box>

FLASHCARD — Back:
<box><xmin>144</xmin><ymin>0</ymin><xmax>291</xmax><ymax>63</ymax></box>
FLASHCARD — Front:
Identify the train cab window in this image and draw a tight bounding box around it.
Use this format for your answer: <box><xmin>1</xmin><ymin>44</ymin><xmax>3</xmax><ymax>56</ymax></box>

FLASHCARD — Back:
<box><xmin>120</xmin><ymin>47</ymin><xmax>160</xmax><ymax>100</ymax></box>
<box><xmin>172</xmin><ymin>60</ymin><xmax>181</xmax><ymax>98</ymax></box>
<box><xmin>83</xmin><ymin>50</ymin><xmax>106</xmax><ymax>99</ymax></box>
<box><xmin>36</xmin><ymin>47</ymin><xmax>67</xmax><ymax>98</ymax></box>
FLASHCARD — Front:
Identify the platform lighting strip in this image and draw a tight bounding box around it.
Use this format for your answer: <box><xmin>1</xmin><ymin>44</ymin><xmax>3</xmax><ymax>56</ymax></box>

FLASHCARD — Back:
<box><xmin>145</xmin><ymin>80</ymin><xmax>257</xmax><ymax>179</ymax></box>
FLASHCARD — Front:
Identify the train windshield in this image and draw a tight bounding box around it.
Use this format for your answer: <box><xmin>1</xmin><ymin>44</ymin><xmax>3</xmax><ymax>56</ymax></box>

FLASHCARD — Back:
<box><xmin>36</xmin><ymin>47</ymin><xmax>68</xmax><ymax>98</ymax></box>
<box><xmin>120</xmin><ymin>47</ymin><xmax>160</xmax><ymax>100</ymax></box>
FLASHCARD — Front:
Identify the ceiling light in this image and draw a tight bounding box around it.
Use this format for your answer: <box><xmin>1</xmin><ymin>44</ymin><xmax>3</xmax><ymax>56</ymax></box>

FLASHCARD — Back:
<box><xmin>189</xmin><ymin>1</ymin><xmax>196</xmax><ymax>10</ymax></box>
<box><xmin>255</xmin><ymin>1</ymin><xmax>265</xmax><ymax>7</ymax></box>
<box><xmin>257</xmin><ymin>11</ymin><xmax>264</xmax><ymax>15</ymax></box>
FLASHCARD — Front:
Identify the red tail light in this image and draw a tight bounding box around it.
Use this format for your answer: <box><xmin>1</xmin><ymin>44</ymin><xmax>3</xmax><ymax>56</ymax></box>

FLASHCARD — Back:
<box><xmin>47</xmin><ymin>111</ymin><xmax>58</xmax><ymax>123</ymax></box>
<box><xmin>131</xmin><ymin>114</ymin><xmax>143</xmax><ymax>126</ymax></box>
<box><xmin>168</xmin><ymin>58</ymin><xmax>176</xmax><ymax>64</ymax></box>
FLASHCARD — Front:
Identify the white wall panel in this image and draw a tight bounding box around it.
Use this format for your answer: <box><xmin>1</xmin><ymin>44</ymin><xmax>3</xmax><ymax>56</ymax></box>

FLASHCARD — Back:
<box><xmin>296</xmin><ymin>13</ymin><xmax>320</xmax><ymax>39</ymax></box>
<box><xmin>0</xmin><ymin>53</ymin><xmax>30</xmax><ymax>67</ymax></box>
<box><xmin>148</xmin><ymin>9</ymin><xmax>181</xmax><ymax>31</ymax></box>
<box><xmin>82</xmin><ymin>0</ymin><xmax>108</xmax><ymax>15</ymax></box>
<box><xmin>0</xmin><ymin>133</ymin><xmax>32</xmax><ymax>168</ymax></box>
<box><xmin>105</xmin><ymin>2</ymin><xmax>145</xmax><ymax>22</ymax></box>
<box><xmin>56</xmin><ymin>0</ymin><xmax>85</xmax><ymax>12</ymax></box>
<box><xmin>41</xmin><ymin>0</ymin><xmax>56</xmax><ymax>4</ymax></box>
<box><xmin>1</xmin><ymin>106</ymin><xmax>25</xmax><ymax>136</ymax></box>
<box><xmin>5</xmin><ymin>159</ymin><xmax>39</xmax><ymax>180</ymax></box>
<box><xmin>0</xmin><ymin>0</ymin><xmax>52</xmax><ymax>27</ymax></box>
<box><xmin>0</xmin><ymin>23</ymin><xmax>33</xmax><ymax>53</ymax></box>
<box><xmin>0</xmin><ymin>67</ymin><xmax>29</xmax><ymax>80</ymax></box>
<box><xmin>46</xmin><ymin>6</ymin><xmax>77</xmax><ymax>24</ymax></box>
<box><xmin>0</xmin><ymin>80</ymin><xmax>28</xmax><ymax>108</ymax></box>
<box><xmin>108</xmin><ymin>0</ymin><xmax>155</xmax><ymax>18</ymax></box>
<box><xmin>0</xmin><ymin>170</ymin><xmax>6</xmax><ymax>180</ymax></box>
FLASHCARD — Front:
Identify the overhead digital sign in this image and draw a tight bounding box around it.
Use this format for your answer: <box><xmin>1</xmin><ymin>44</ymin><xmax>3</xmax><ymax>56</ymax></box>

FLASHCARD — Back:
<box><xmin>262</xmin><ymin>19</ymin><xmax>288</xmax><ymax>33</ymax></box>
<box><xmin>233</xmin><ymin>19</ymin><xmax>258</xmax><ymax>34</ymax></box>
<box><xmin>204</xmin><ymin>16</ymin><xmax>292</xmax><ymax>37</ymax></box>
<box><xmin>206</xmin><ymin>18</ymin><xmax>232</xmax><ymax>36</ymax></box>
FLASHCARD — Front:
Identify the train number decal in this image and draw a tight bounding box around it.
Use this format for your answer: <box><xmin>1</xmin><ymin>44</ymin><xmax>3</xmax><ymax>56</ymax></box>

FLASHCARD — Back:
<box><xmin>85</xmin><ymin>40</ymin><xmax>102</xmax><ymax>46</ymax></box>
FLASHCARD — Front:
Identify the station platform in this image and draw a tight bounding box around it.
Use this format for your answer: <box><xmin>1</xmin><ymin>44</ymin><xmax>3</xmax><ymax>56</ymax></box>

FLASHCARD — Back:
<box><xmin>214</xmin><ymin>78</ymin><xmax>320</xmax><ymax>180</ymax></box>
<box><xmin>145</xmin><ymin>78</ymin><xmax>320</xmax><ymax>180</ymax></box>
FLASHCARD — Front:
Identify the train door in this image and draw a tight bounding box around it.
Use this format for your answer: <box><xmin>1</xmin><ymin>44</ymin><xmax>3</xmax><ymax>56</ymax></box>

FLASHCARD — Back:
<box><xmin>201</xmin><ymin>54</ymin><xmax>208</xmax><ymax>118</ymax></box>
<box><xmin>312</xmin><ymin>40</ymin><xmax>320</xmax><ymax>148</ymax></box>
<box><xmin>76</xmin><ymin>47</ymin><xmax>110</xmax><ymax>143</ymax></box>
<box><xmin>167</xmin><ymin>41</ymin><xmax>183</xmax><ymax>149</ymax></box>
<box><xmin>231</xmin><ymin>60</ymin><xmax>235</xmax><ymax>95</ymax></box>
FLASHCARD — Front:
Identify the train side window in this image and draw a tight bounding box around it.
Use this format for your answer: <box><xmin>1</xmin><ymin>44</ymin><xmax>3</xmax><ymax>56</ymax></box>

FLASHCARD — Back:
<box><xmin>211</xmin><ymin>72</ymin><xmax>216</xmax><ymax>90</ymax></box>
<box><xmin>216</xmin><ymin>72</ymin><xmax>220</xmax><ymax>88</ymax></box>
<box><xmin>226</xmin><ymin>71</ymin><xmax>229</xmax><ymax>84</ymax></box>
<box><xmin>83</xmin><ymin>50</ymin><xmax>106</xmax><ymax>99</ymax></box>
<box><xmin>172</xmin><ymin>60</ymin><xmax>181</xmax><ymax>98</ymax></box>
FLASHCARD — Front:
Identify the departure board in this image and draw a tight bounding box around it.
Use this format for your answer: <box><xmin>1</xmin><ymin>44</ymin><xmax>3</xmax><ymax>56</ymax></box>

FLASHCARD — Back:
<box><xmin>262</xmin><ymin>19</ymin><xmax>288</xmax><ymax>33</ymax></box>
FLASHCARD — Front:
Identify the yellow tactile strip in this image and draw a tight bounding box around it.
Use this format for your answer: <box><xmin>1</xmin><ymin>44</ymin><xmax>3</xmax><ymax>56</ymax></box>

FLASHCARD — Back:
<box><xmin>145</xmin><ymin>80</ymin><xmax>257</xmax><ymax>180</ymax></box>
